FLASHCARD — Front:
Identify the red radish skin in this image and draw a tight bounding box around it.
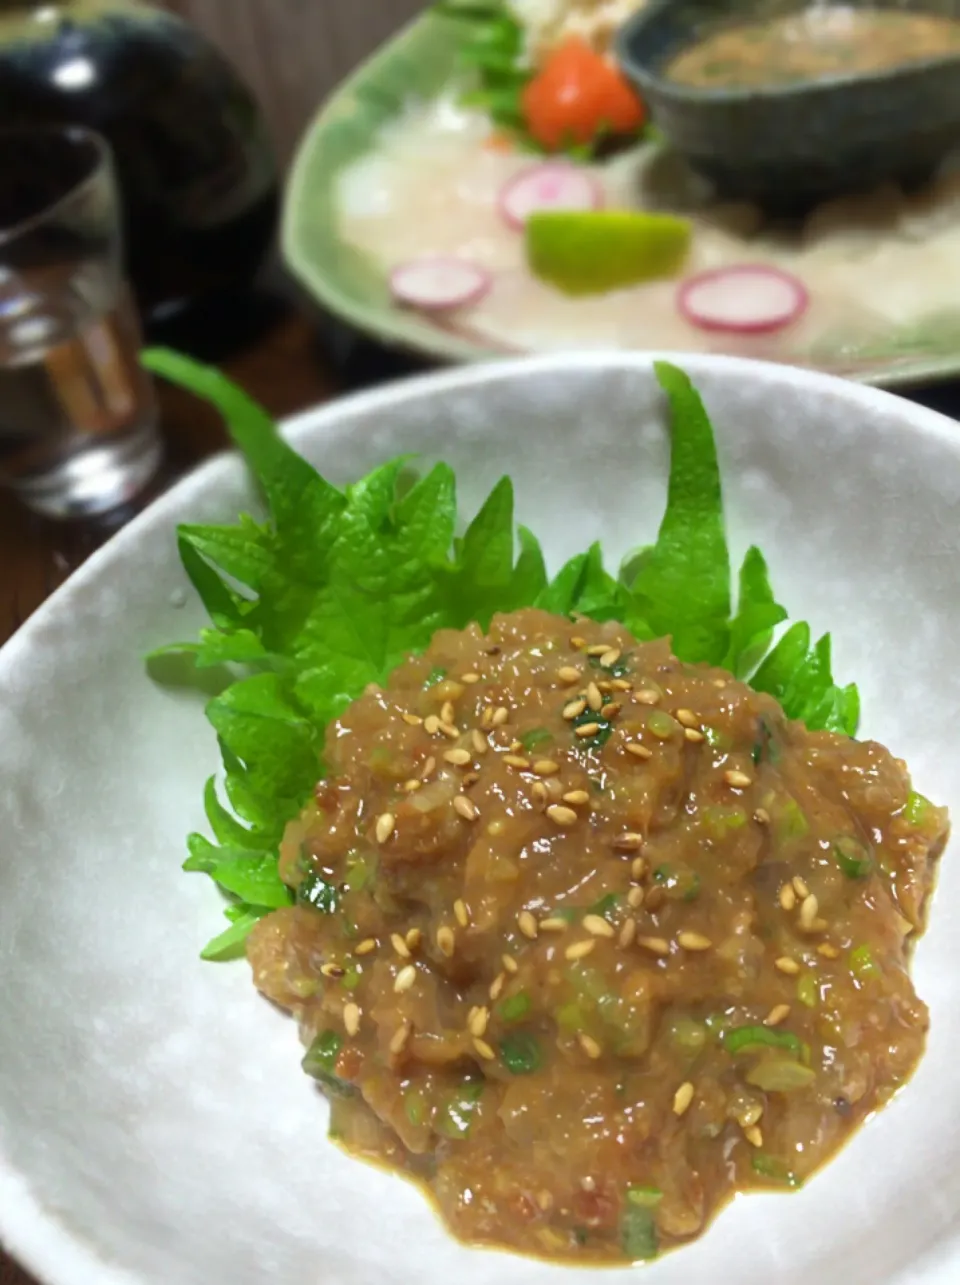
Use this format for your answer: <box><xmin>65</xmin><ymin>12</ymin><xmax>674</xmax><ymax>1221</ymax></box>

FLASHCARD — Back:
<box><xmin>677</xmin><ymin>265</ymin><xmax>809</xmax><ymax>335</ymax></box>
<box><xmin>389</xmin><ymin>258</ymin><xmax>492</xmax><ymax>313</ymax></box>
<box><xmin>499</xmin><ymin>163</ymin><xmax>604</xmax><ymax>230</ymax></box>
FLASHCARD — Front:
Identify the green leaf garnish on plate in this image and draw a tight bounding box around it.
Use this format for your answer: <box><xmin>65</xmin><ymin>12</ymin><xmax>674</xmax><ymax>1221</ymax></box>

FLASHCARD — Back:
<box><xmin>142</xmin><ymin>347</ymin><xmax>860</xmax><ymax>957</ymax></box>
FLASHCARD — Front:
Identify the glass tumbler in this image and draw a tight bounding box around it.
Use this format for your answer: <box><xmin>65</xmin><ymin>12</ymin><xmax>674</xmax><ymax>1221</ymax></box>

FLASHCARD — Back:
<box><xmin>0</xmin><ymin>125</ymin><xmax>161</xmax><ymax>519</ymax></box>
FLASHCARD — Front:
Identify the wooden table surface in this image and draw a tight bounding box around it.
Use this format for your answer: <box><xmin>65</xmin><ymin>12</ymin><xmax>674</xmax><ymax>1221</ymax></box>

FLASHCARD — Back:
<box><xmin>2</xmin><ymin>302</ymin><xmax>960</xmax><ymax>1285</ymax></box>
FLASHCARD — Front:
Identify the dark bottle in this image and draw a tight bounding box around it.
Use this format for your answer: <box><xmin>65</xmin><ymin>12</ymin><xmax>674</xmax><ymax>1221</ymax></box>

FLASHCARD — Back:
<box><xmin>0</xmin><ymin>0</ymin><xmax>279</xmax><ymax>327</ymax></box>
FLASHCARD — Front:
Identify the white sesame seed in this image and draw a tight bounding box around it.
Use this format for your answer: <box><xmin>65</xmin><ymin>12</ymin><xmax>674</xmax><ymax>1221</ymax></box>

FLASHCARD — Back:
<box><xmin>799</xmin><ymin>893</ymin><xmax>820</xmax><ymax>931</ymax></box>
<box><xmin>437</xmin><ymin>926</ymin><xmax>456</xmax><ymax>957</ymax></box>
<box><xmin>343</xmin><ymin>1003</ymin><xmax>361</xmax><ymax>1037</ymax></box>
<box><xmin>375</xmin><ymin>813</ymin><xmax>396</xmax><ymax>844</ymax></box>
<box><xmin>574</xmin><ymin>722</ymin><xmax>601</xmax><ymax>739</ymax></box>
<box><xmin>677</xmin><ymin>931</ymin><xmax>712</xmax><ymax>952</ymax></box>
<box><xmin>389</xmin><ymin>1022</ymin><xmax>411</xmax><ymax>1054</ymax></box>
<box><xmin>518</xmin><ymin>910</ymin><xmax>539</xmax><ymax>940</ymax></box>
<box><xmin>673</xmin><ymin>1081</ymin><xmax>695</xmax><ymax>1117</ymax></box>
<box><xmin>637</xmin><ymin>935</ymin><xmax>670</xmax><ymax>956</ymax></box>
<box><xmin>582</xmin><ymin>914</ymin><xmax>616</xmax><ymax>938</ymax></box>
<box><xmin>546</xmin><ymin>804</ymin><xmax>578</xmax><ymax>827</ymax></box>
<box><xmin>578</xmin><ymin>1033</ymin><xmax>602</xmax><ymax>1059</ymax></box>
<box><xmin>540</xmin><ymin>917</ymin><xmax>569</xmax><ymax>932</ymax></box>
<box><xmin>533</xmin><ymin>758</ymin><xmax>560</xmax><ymax>776</ymax></box>
<box><xmin>565</xmin><ymin>939</ymin><xmax>596</xmax><ymax>961</ymax></box>
<box><xmin>473</xmin><ymin>1037</ymin><xmax>496</xmax><ymax>1061</ymax></box>
<box><xmin>724</xmin><ymin>769</ymin><xmax>753</xmax><ymax>789</ymax></box>
<box><xmin>468</xmin><ymin>1006</ymin><xmax>490</xmax><ymax>1038</ymax></box>
<box><xmin>453</xmin><ymin>795</ymin><xmax>478</xmax><ymax>821</ymax></box>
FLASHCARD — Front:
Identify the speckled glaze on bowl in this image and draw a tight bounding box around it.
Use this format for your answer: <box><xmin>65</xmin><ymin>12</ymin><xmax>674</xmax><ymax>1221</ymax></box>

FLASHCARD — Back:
<box><xmin>616</xmin><ymin>0</ymin><xmax>960</xmax><ymax>212</ymax></box>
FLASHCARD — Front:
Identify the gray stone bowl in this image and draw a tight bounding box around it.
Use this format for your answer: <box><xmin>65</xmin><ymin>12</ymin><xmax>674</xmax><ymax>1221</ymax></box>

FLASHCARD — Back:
<box><xmin>615</xmin><ymin>0</ymin><xmax>960</xmax><ymax>213</ymax></box>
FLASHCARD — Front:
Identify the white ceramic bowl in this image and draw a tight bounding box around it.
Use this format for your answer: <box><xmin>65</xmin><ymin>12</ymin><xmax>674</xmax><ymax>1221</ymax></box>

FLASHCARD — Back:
<box><xmin>1</xmin><ymin>353</ymin><xmax>959</xmax><ymax>1285</ymax></box>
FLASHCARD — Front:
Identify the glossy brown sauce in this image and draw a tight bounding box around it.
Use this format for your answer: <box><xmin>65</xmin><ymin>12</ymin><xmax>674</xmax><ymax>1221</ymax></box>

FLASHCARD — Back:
<box><xmin>666</xmin><ymin>7</ymin><xmax>960</xmax><ymax>89</ymax></box>
<box><xmin>247</xmin><ymin>609</ymin><xmax>946</xmax><ymax>1264</ymax></box>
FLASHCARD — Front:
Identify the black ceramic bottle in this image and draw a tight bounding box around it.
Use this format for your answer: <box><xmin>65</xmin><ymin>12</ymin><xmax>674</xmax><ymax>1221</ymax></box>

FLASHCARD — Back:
<box><xmin>0</xmin><ymin>0</ymin><xmax>279</xmax><ymax>329</ymax></box>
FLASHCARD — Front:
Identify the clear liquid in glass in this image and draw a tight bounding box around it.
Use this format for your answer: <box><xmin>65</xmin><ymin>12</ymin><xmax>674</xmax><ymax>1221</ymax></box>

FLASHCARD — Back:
<box><xmin>0</xmin><ymin>263</ymin><xmax>161</xmax><ymax>518</ymax></box>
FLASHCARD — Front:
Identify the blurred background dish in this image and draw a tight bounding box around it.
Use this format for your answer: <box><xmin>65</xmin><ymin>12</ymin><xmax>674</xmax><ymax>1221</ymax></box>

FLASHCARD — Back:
<box><xmin>615</xmin><ymin>0</ymin><xmax>960</xmax><ymax>211</ymax></box>
<box><xmin>282</xmin><ymin>1</ymin><xmax>960</xmax><ymax>389</ymax></box>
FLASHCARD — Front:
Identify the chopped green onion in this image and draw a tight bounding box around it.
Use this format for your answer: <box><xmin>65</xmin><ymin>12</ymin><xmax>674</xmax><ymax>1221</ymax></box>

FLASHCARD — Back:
<box><xmin>746</xmin><ymin>1057</ymin><xmax>816</xmax><ymax>1092</ymax></box>
<box><xmin>620</xmin><ymin>1202</ymin><xmax>659</xmax><ymax>1261</ymax></box>
<box><xmin>702</xmin><ymin>725</ymin><xmax>731</xmax><ymax>750</ymax></box>
<box><xmin>646</xmin><ymin>710</ymin><xmax>679</xmax><ymax>740</ymax></box>
<box><xmin>775</xmin><ymin>797</ymin><xmax>809</xmax><ymax>842</ymax></box>
<box><xmin>344</xmin><ymin>854</ymin><xmax>373</xmax><ymax>893</ymax></box>
<box><xmin>849</xmin><ymin>943</ymin><xmax>879</xmax><ymax>980</ymax></box>
<box><xmin>705</xmin><ymin>1011</ymin><xmax>736</xmax><ymax>1040</ymax></box>
<box><xmin>904</xmin><ymin>790</ymin><xmax>931</xmax><ymax>825</ymax></box>
<box><xmin>499</xmin><ymin>1031</ymin><xmax>543</xmax><ymax>1075</ymax></box>
<box><xmin>520</xmin><ymin>726</ymin><xmax>553</xmax><ymax>752</ymax></box>
<box><xmin>752</xmin><ymin>1153</ymin><xmax>801</xmax><ymax>1188</ymax></box>
<box><xmin>725</xmin><ymin>1024</ymin><xmax>805</xmax><ymax>1057</ymax></box>
<box><xmin>702</xmin><ymin>804</ymin><xmax>747</xmax><ymax>838</ymax></box>
<box><xmin>341</xmin><ymin>963</ymin><xmax>363</xmax><ymax>991</ymax></box>
<box><xmin>653</xmin><ymin>864</ymin><xmax>700</xmax><ymax>901</ymax></box>
<box><xmin>627</xmin><ymin>1185</ymin><xmax>663</xmax><ymax>1207</ymax></box>
<box><xmin>588</xmin><ymin>892</ymin><xmax>622</xmax><ymax>916</ymax></box>
<box><xmin>436</xmin><ymin>1077</ymin><xmax>484</xmax><ymax>1138</ymax></box>
<box><xmin>668</xmin><ymin>1015</ymin><xmax>707</xmax><ymax>1051</ymax></box>
<box><xmin>404</xmin><ymin>1087</ymin><xmax>428</xmax><ymax>1127</ymax></box>
<box><xmin>424</xmin><ymin>665</ymin><xmax>447</xmax><ymax>687</ymax></box>
<box><xmin>297</xmin><ymin>872</ymin><xmax>339</xmax><ymax>913</ymax></box>
<box><xmin>497</xmin><ymin>990</ymin><xmax>532</xmax><ymax>1023</ymax></box>
<box><xmin>796</xmin><ymin>973</ymin><xmax>818</xmax><ymax>1008</ymax></box>
<box><xmin>556</xmin><ymin>1001</ymin><xmax>585</xmax><ymax>1031</ymax></box>
<box><xmin>302</xmin><ymin>1030</ymin><xmax>355</xmax><ymax>1097</ymax></box>
<box><xmin>751</xmin><ymin>714</ymin><xmax>782</xmax><ymax>765</ymax></box>
<box><xmin>833</xmin><ymin>835</ymin><xmax>873</xmax><ymax>879</ymax></box>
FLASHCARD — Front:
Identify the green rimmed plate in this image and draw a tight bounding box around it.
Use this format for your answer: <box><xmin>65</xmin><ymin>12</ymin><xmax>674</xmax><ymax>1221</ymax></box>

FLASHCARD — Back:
<box><xmin>282</xmin><ymin>9</ymin><xmax>960</xmax><ymax>389</ymax></box>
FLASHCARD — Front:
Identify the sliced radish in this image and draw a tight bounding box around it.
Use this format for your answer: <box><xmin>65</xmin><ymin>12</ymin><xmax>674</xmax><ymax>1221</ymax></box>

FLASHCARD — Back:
<box><xmin>677</xmin><ymin>265</ymin><xmax>809</xmax><ymax>335</ymax></box>
<box><xmin>389</xmin><ymin>257</ymin><xmax>492</xmax><ymax>313</ymax></box>
<box><xmin>499</xmin><ymin>162</ymin><xmax>604</xmax><ymax>230</ymax></box>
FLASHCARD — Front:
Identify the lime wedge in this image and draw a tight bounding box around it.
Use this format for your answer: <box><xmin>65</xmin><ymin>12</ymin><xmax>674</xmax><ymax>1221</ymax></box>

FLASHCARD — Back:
<box><xmin>525</xmin><ymin>210</ymin><xmax>692</xmax><ymax>296</ymax></box>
